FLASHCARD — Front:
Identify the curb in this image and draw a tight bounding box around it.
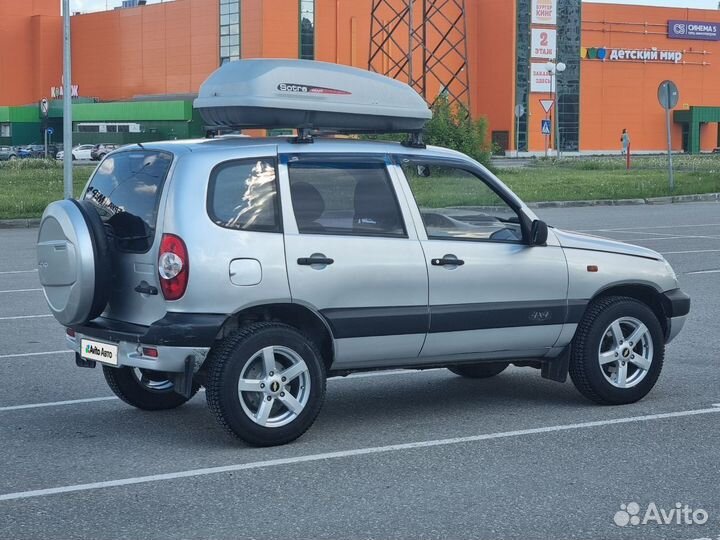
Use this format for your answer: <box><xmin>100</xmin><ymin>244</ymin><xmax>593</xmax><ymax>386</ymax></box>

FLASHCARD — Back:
<box><xmin>0</xmin><ymin>193</ymin><xmax>718</xmax><ymax>229</ymax></box>
<box><xmin>0</xmin><ymin>219</ymin><xmax>41</xmax><ymax>229</ymax></box>
<box><xmin>526</xmin><ymin>192</ymin><xmax>720</xmax><ymax>209</ymax></box>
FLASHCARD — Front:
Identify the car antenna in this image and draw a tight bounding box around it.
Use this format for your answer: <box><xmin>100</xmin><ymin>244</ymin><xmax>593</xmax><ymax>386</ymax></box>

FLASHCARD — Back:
<box><xmin>137</xmin><ymin>142</ymin><xmax>144</xmax><ymax>149</ymax></box>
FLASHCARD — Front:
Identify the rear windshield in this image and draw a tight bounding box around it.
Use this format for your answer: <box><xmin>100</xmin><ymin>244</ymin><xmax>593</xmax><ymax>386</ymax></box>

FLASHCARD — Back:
<box><xmin>84</xmin><ymin>150</ymin><xmax>173</xmax><ymax>252</ymax></box>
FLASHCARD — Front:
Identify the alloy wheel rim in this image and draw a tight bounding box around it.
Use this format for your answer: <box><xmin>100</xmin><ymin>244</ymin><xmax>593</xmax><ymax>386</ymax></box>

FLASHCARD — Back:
<box><xmin>598</xmin><ymin>316</ymin><xmax>653</xmax><ymax>389</ymax></box>
<box><xmin>237</xmin><ymin>346</ymin><xmax>311</xmax><ymax>428</ymax></box>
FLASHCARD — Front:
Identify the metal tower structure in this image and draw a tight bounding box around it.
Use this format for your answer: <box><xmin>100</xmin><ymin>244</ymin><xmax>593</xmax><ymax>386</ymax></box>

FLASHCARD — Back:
<box><xmin>368</xmin><ymin>0</ymin><xmax>470</xmax><ymax>110</ymax></box>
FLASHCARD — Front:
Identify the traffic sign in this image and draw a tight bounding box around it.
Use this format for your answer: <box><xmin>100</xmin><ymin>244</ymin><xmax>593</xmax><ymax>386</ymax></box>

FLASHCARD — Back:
<box><xmin>47</xmin><ymin>127</ymin><xmax>54</xmax><ymax>136</ymax></box>
<box><xmin>658</xmin><ymin>80</ymin><xmax>679</xmax><ymax>110</ymax></box>
<box><xmin>539</xmin><ymin>99</ymin><xmax>554</xmax><ymax>113</ymax></box>
<box><xmin>514</xmin><ymin>104</ymin><xmax>525</xmax><ymax>118</ymax></box>
<box><xmin>541</xmin><ymin>119</ymin><xmax>552</xmax><ymax>135</ymax></box>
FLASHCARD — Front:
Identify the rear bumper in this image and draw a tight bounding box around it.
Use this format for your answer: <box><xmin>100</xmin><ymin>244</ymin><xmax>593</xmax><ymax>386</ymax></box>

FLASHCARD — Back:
<box><xmin>68</xmin><ymin>312</ymin><xmax>226</xmax><ymax>372</ymax></box>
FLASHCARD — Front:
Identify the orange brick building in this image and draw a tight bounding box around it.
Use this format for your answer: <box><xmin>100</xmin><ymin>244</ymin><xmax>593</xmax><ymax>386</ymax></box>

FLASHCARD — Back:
<box><xmin>1</xmin><ymin>0</ymin><xmax>719</xmax><ymax>152</ymax></box>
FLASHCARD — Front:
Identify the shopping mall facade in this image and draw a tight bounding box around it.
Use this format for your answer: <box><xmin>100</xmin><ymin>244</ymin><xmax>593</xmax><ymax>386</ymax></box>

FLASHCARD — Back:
<box><xmin>0</xmin><ymin>0</ymin><xmax>719</xmax><ymax>153</ymax></box>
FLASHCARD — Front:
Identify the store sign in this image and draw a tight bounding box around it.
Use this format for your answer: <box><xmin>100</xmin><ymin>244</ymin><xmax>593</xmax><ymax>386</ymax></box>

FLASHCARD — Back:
<box><xmin>50</xmin><ymin>76</ymin><xmax>79</xmax><ymax>99</ymax></box>
<box><xmin>531</xmin><ymin>28</ymin><xmax>557</xmax><ymax>59</ymax></box>
<box><xmin>530</xmin><ymin>62</ymin><xmax>552</xmax><ymax>93</ymax></box>
<box><xmin>532</xmin><ymin>0</ymin><xmax>557</xmax><ymax>25</ymax></box>
<box><xmin>668</xmin><ymin>20</ymin><xmax>720</xmax><ymax>41</ymax></box>
<box><xmin>581</xmin><ymin>47</ymin><xmax>684</xmax><ymax>64</ymax></box>
<box><xmin>51</xmin><ymin>85</ymin><xmax>80</xmax><ymax>99</ymax></box>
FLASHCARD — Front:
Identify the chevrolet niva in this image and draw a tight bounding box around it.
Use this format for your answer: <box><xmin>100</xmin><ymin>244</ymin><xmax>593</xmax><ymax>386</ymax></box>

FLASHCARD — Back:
<box><xmin>37</xmin><ymin>60</ymin><xmax>689</xmax><ymax>446</ymax></box>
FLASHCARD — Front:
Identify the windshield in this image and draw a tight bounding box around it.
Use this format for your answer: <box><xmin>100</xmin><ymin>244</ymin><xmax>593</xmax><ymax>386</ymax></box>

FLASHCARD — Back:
<box><xmin>83</xmin><ymin>149</ymin><xmax>173</xmax><ymax>252</ymax></box>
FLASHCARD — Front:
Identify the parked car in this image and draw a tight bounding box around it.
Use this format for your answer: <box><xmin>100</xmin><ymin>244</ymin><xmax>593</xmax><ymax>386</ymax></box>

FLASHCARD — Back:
<box><xmin>36</xmin><ymin>60</ymin><xmax>690</xmax><ymax>447</ymax></box>
<box><xmin>90</xmin><ymin>144</ymin><xmax>120</xmax><ymax>161</ymax></box>
<box><xmin>19</xmin><ymin>144</ymin><xmax>57</xmax><ymax>159</ymax></box>
<box><xmin>0</xmin><ymin>146</ymin><xmax>17</xmax><ymax>160</ymax></box>
<box><xmin>56</xmin><ymin>144</ymin><xmax>95</xmax><ymax>161</ymax></box>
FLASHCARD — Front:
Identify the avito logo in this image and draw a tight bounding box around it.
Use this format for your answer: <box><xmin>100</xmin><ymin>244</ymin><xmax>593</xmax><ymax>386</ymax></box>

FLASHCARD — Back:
<box><xmin>614</xmin><ymin>502</ymin><xmax>709</xmax><ymax>527</ymax></box>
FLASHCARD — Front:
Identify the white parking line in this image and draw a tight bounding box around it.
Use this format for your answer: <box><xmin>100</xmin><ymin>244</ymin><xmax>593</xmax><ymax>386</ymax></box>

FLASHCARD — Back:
<box><xmin>0</xmin><ymin>369</ymin><xmax>437</xmax><ymax>412</ymax></box>
<box><xmin>0</xmin><ymin>314</ymin><xmax>53</xmax><ymax>321</ymax></box>
<box><xmin>662</xmin><ymin>249</ymin><xmax>720</xmax><ymax>255</ymax></box>
<box><xmin>0</xmin><ymin>397</ymin><xmax>117</xmax><ymax>412</ymax></box>
<box><xmin>686</xmin><ymin>269</ymin><xmax>720</xmax><ymax>275</ymax></box>
<box><xmin>1</xmin><ymin>405</ymin><xmax>718</xmax><ymax>502</ymax></box>
<box><xmin>578</xmin><ymin>223</ymin><xmax>720</xmax><ymax>232</ymax></box>
<box><xmin>0</xmin><ymin>350</ymin><xmax>73</xmax><ymax>359</ymax></box>
<box><xmin>0</xmin><ymin>269</ymin><xmax>37</xmax><ymax>275</ymax></box>
<box><xmin>0</xmin><ymin>288</ymin><xmax>42</xmax><ymax>294</ymax></box>
<box><xmin>606</xmin><ymin>230</ymin><xmax>720</xmax><ymax>240</ymax></box>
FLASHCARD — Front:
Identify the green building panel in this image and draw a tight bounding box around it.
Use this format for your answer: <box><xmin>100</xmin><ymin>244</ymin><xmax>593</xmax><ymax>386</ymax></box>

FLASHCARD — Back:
<box><xmin>674</xmin><ymin>106</ymin><xmax>720</xmax><ymax>154</ymax></box>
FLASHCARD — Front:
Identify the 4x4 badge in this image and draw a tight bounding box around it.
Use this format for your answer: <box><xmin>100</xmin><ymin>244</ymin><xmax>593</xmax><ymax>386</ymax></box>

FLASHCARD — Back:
<box><xmin>529</xmin><ymin>311</ymin><xmax>551</xmax><ymax>322</ymax></box>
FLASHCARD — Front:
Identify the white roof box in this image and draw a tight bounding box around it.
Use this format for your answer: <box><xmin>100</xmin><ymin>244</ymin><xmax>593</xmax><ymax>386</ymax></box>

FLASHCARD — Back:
<box><xmin>193</xmin><ymin>59</ymin><xmax>431</xmax><ymax>133</ymax></box>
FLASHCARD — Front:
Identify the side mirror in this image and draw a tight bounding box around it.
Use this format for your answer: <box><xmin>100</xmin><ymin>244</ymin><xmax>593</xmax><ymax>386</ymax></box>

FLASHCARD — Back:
<box><xmin>416</xmin><ymin>165</ymin><xmax>431</xmax><ymax>178</ymax></box>
<box><xmin>530</xmin><ymin>220</ymin><xmax>548</xmax><ymax>246</ymax></box>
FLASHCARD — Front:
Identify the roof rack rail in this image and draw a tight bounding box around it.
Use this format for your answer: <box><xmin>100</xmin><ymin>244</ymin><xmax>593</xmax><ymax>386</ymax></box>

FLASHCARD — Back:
<box><xmin>194</xmin><ymin>59</ymin><xmax>432</xmax><ymax>141</ymax></box>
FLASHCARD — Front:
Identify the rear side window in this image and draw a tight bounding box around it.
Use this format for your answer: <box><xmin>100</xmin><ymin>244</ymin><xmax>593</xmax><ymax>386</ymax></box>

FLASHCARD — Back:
<box><xmin>287</xmin><ymin>160</ymin><xmax>406</xmax><ymax>237</ymax></box>
<box><xmin>207</xmin><ymin>158</ymin><xmax>281</xmax><ymax>233</ymax></box>
<box><xmin>84</xmin><ymin>149</ymin><xmax>173</xmax><ymax>252</ymax></box>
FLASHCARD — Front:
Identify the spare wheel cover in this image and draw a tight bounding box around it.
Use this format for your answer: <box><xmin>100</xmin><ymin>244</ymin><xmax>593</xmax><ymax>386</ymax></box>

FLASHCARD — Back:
<box><xmin>36</xmin><ymin>200</ymin><xmax>111</xmax><ymax>326</ymax></box>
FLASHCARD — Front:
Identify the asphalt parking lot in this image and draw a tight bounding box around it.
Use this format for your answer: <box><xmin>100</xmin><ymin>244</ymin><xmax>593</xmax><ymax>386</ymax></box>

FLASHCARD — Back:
<box><xmin>0</xmin><ymin>201</ymin><xmax>718</xmax><ymax>540</ymax></box>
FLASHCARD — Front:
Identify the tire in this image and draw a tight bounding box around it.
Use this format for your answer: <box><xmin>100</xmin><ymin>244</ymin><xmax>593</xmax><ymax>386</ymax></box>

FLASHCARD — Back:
<box><xmin>103</xmin><ymin>366</ymin><xmax>199</xmax><ymax>410</ymax></box>
<box><xmin>205</xmin><ymin>322</ymin><xmax>326</xmax><ymax>447</ymax></box>
<box><xmin>448</xmin><ymin>362</ymin><xmax>509</xmax><ymax>379</ymax></box>
<box><xmin>569</xmin><ymin>296</ymin><xmax>664</xmax><ymax>405</ymax></box>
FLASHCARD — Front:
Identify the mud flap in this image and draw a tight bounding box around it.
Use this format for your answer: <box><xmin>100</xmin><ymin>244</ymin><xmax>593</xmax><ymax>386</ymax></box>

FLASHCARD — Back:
<box><xmin>541</xmin><ymin>345</ymin><xmax>570</xmax><ymax>383</ymax></box>
<box><xmin>172</xmin><ymin>356</ymin><xmax>195</xmax><ymax>398</ymax></box>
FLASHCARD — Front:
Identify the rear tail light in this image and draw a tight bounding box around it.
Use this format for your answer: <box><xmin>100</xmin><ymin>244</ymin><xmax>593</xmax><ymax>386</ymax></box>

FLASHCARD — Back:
<box><xmin>158</xmin><ymin>234</ymin><xmax>189</xmax><ymax>300</ymax></box>
<box><xmin>66</xmin><ymin>328</ymin><xmax>76</xmax><ymax>338</ymax></box>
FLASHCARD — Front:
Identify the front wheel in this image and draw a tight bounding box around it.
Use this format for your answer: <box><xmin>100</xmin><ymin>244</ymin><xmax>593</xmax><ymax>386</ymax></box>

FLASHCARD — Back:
<box><xmin>103</xmin><ymin>366</ymin><xmax>199</xmax><ymax>410</ymax></box>
<box><xmin>569</xmin><ymin>296</ymin><xmax>664</xmax><ymax>405</ymax></box>
<box><xmin>205</xmin><ymin>322</ymin><xmax>326</xmax><ymax>447</ymax></box>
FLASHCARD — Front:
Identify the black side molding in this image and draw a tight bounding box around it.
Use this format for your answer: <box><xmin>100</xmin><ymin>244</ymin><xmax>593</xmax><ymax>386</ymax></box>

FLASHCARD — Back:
<box><xmin>662</xmin><ymin>288</ymin><xmax>690</xmax><ymax>318</ymax></box>
<box><xmin>73</xmin><ymin>313</ymin><xmax>227</xmax><ymax>348</ymax></box>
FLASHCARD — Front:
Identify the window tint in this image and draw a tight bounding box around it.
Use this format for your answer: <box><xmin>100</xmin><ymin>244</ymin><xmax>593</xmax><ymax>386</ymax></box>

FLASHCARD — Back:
<box><xmin>288</xmin><ymin>160</ymin><xmax>405</xmax><ymax>237</ymax></box>
<box><xmin>208</xmin><ymin>158</ymin><xmax>280</xmax><ymax>233</ymax></box>
<box><xmin>401</xmin><ymin>163</ymin><xmax>523</xmax><ymax>243</ymax></box>
<box><xmin>84</xmin><ymin>150</ymin><xmax>173</xmax><ymax>252</ymax></box>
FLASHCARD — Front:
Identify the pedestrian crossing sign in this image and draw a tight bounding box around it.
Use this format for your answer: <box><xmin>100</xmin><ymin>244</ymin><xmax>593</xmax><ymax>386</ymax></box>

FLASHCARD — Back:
<box><xmin>541</xmin><ymin>119</ymin><xmax>551</xmax><ymax>135</ymax></box>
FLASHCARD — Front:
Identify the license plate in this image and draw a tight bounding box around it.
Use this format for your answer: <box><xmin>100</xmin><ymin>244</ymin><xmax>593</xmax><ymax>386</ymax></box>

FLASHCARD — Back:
<box><xmin>81</xmin><ymin>339</ymin><xmax>119</xmax><ymax>366</ymax></box>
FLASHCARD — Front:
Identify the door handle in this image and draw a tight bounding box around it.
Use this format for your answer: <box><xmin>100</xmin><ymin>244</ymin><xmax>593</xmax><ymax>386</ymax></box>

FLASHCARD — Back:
<box><xmin>431</xmin><ymin>256</ymin><xmax>465</xmax><ymax>267</ymax></box>
<box><xmin>134</xmin><ymin>281</ymin><xmax>158</xmax><ymax>295</ymax></box>
<box><xmin>297</xmin><ymin>256</ymin><xmax>334</xmax><ymax>266</ymax></box>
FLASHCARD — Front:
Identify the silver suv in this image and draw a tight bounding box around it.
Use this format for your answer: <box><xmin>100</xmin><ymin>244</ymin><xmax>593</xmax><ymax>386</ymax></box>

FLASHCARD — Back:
<box><xmin>37</xmin><ymin>62</ymin><xmax>689</xmax><ymax>447</ymax></box>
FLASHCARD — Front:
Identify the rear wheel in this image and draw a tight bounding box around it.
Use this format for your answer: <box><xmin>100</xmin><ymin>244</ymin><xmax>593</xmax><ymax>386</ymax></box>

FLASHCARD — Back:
<box><xmin>103</xmin><ymin>366</ymin><xmax>199</xmax><ymax>410</ymax></box>
<box><xmin>205</xmin><ymin>322</ymin><xmax>326</xmax><ymax>447</ymax></box>
<box><xmin>448</xmin><ymin>362</ymin><xmax>509</xmax><ymax>379</ymax></box>
<box><xmin>569</xmin><ymin>296</ymin><xmax>664</xmax><ymax>405</ymax></box>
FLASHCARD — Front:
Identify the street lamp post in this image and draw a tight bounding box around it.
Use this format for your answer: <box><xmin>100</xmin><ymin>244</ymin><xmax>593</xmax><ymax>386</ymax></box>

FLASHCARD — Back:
<box><xmin>545</xmin><ymin>61</ymin><xmax>566</xmax><ymax>158</ymax></box>
<box><xmin>62</xmin><ymin>0</ymin><xmax>73</xmax><ymax>200</ymax></box>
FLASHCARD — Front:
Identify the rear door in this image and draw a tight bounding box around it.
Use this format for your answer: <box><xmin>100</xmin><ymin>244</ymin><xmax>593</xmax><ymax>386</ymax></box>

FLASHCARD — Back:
<box><xmin>394</xmin><ymin>158</ymin><xmax>569</xmax><ymax>360</ymax></box>
<box><xmin>82</xmin><ymin>148</ymin><xmax>175</xmax><ymax>326</ymax></box>
<box><xmin>279</xmin><ymin>154</ymin><xmax>429</xmax><ymax>369</ymax></box>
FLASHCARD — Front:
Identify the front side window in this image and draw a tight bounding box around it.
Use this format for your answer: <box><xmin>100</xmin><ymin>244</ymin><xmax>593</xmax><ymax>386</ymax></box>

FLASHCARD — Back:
<box><xmin>84</xmin><ymin>150</ymin><xmax>174</xmax><ymax>252</ymax></box>
<box><xmin>288</xmin><ymin>159</ymin><xmax>406</xmax><ymax>238</ymax></box>
<box><xmin>208</xmin><ymin>158</ymin><xmax>280</xmax><ymax>233</ymax></box>
<box><xmin>401</xmin><ymin>161</ymin><xmax>523</xmax><ymax>243</ymax></box>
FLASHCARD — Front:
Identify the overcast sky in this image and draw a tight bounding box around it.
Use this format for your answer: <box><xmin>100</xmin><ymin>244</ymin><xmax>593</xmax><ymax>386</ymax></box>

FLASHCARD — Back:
<box><xmin>65</xmin><ymin>0</ymin><xmax>718</xmax><ymax>14</ymax></box>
